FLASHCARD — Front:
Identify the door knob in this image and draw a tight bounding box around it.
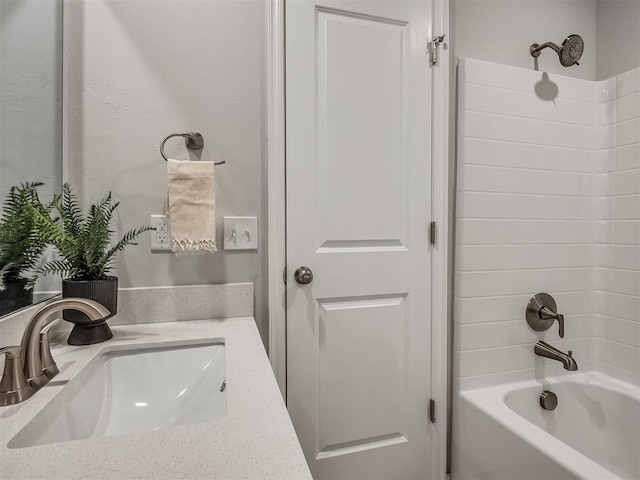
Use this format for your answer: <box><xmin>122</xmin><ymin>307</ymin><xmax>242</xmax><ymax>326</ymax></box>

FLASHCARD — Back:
<box><xmin>294</xmin><ymin>266</ymin><xmax>313</xmax><ymax>285</ymax></box>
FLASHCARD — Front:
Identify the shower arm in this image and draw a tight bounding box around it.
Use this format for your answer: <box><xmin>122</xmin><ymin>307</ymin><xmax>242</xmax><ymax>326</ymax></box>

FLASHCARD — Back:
<box><xmin>530</xmin><ymin>41</ymin><xmax>562</xmax><ymax>58</ymax></box>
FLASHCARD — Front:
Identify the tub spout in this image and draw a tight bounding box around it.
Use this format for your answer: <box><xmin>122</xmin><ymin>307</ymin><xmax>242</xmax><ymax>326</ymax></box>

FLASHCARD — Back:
<box><xmin>534</xmin><ymin>341</ymin><xmax>578</xmax><ymax>371</ymax></box>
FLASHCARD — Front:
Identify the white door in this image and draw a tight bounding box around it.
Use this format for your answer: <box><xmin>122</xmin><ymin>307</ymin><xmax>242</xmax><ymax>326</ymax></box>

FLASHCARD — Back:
<box><xmin>286</xmin><ymin>0</ymin><xmax>433</xmax><ymax>478</ymax></box>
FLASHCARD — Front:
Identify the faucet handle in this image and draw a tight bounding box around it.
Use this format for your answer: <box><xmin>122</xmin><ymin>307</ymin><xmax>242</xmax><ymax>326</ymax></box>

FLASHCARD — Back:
<box><xmin>0</xmin><ymin>346</ymin><xmax>21</xmax><ymax>359</ymax></box>
<box><xmin>526</xmin><ymin>293</ymin><xmax>565</xmax><ymax>338</ymax></box>
<box><xmin>557</xmin><ymin>314</ymin><xmax>565</xmax><ymax>338</ymax></box>
<box><xmin>0</xmin><ymin>346</ymin><xmax>34</xmax><ymax>406</ymax></box>
<box><xmin>540</xmin><ymin>306</ymin><xmax>565</xmax><ymax>338</ymax></box>
<box><xmin>40</xmin><ymin>319</ymin><xmax>60</xmax><ymax>379</ymax></box>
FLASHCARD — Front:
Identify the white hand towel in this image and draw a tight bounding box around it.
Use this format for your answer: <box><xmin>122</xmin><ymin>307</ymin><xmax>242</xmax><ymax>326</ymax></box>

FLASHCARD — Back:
<box><xmin>167</xmin><ymin>159</ymin><xmax>217</xmax><ymax>254</ymax></box>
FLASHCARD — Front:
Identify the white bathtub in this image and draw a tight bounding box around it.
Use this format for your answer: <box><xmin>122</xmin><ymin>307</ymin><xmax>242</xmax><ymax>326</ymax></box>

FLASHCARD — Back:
<box><xmin>452</xmin><ymin>372</ymin><xmax>640</xmax><ymax>480</ymax></box>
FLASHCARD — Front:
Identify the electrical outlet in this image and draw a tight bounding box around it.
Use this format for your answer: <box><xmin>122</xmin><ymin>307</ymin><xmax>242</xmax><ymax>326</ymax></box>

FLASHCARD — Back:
<box><xmin>223</xmin><ymin>216</ymin><xmax>258</xmax><ymax>251</ymax></box>
<box><xmin>150</xmin><ymin>215</ymin><xmax>172</xmax><ymax>252</ymax></box>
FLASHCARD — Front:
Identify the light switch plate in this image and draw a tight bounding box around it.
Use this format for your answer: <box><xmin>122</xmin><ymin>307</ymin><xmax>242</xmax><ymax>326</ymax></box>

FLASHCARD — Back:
<box><xmin>223</xmin><ymin>216</ymin><xmax>258</xmax><ymax>251</ymax></box>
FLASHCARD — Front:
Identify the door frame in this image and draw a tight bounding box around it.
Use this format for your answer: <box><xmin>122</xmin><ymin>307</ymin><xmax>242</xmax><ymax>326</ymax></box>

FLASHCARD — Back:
<box><xmin>267</xmin><ymin>0</ymin><xmax>450</xmax><ymax>476</ymax></box>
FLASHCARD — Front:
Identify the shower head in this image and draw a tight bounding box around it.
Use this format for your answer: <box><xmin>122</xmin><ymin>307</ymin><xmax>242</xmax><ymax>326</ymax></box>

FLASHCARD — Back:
<box><xmin>559</xmin><ymin>34</ymin><xmax>584</xmax><ymax>66</ymax></box>
<box><xmin>530</xmin><ymin>34</ymin><xmax>584</xmax><ymax>67</ymax></box>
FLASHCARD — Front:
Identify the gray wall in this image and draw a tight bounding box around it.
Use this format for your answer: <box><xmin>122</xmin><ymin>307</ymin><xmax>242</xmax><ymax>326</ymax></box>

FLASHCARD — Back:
<box><xmin>596</xmin><ymin>0</ymin><xmax>640</xmax><ymax>79</ymax></box>
<box><xmin>452</xmin><ymin>0</ymin><xmax>640</xmax><ymax>81</ymax></box>
<box><xmin>452</xmin><ymin>0</ymin><xmax>597</xmax><ymax>80</ymax></box>
<box><xmin>65</xmin><ymin>0</ymin><xmax>268</xmax><ymax>345</ymax></box>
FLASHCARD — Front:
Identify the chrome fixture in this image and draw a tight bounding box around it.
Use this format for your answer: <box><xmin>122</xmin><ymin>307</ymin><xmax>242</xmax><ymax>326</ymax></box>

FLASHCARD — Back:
<box><xmin>526</xmin><ymin>293</ymin><xmax>565</xmax><ymax>338</ymax></box>
<box><xmin>0</xmin><ymin>346</ymin><xmax>30</xmax><ymax>407</ymax></box>
<box><xmin>530</xmin><ymin>34</ymin><xmax>584</xmax><ymax>67</ymax></box>
<box><xmin>534</xmin><ymin>341</ymin><xmax>578</xmax><ymax>371</ymax></box>
<box><xmin>294</xmin><ymin>266</ymin><xmax>313</xmax><ymax>285</ymax></box>
<box><xmin>40</xmin><ymin>319</ymin><xmax>60</xmax><ymax>379</ymax></box>
<box><xmin>539</xmin><ymin>390</ymin><xmax>558</xmax><ymax>411</ymax></box>
<box><xmin>160</xmin><ymin>131</ymin><xmax>226</xmax><ymax>165</ymax></box>
<box><xmin>0</xmin><ymin>298</ymin><xmax>110</xmax><ymax>406</ymax></box>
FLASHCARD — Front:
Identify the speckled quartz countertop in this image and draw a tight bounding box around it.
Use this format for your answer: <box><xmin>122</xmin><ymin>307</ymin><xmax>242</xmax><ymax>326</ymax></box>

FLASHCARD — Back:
<box><xmin>0</xmin><ymin>317</ymin><xmax>312</xmax><ymax>480</ymax></box>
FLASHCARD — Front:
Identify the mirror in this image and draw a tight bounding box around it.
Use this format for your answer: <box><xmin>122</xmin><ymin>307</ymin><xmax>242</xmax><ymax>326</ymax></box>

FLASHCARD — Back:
<box><xmin>0</xmin><ymin>0</ymin><xmax>63</xmax><ymax>316</ymax></box>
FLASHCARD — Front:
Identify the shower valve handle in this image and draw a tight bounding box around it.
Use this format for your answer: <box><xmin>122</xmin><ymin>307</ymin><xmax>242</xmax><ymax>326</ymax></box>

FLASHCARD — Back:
<box><xmin>526</xmin><ymin>293</ymin><xmax>566</xmax><ymax>338</ymax></box>
<box><xmin>539</xmin><ymin>307</ymin><xmax>565</xmax><ymax>338</ymax></box>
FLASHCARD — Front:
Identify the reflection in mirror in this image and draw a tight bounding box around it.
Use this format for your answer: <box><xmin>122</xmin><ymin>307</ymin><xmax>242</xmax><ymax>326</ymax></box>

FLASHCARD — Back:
<box><xmin>0</xmin><ymin>0</ymin><xmax>63</xmax><ymax>316</ymax></box>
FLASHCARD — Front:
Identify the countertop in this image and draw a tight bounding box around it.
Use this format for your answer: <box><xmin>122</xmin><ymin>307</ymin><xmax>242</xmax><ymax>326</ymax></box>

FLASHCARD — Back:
<box><xmin>0</xmin><ymin>317</ymin><xmax>312</xmax><ymax>480</ymax></box>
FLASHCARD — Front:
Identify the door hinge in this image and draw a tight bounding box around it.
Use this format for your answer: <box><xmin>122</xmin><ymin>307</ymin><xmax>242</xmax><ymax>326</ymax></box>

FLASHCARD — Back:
<box><xmin>283</xmin><ymin>266</ymin><xmax>287</xmax><ymax>285</ymax></box>
<box><xmin>429</xmin><ymin>221</ymin><xmax>437</xmax><ymax>246</ymax></box>
<box><xmin>429</xmin><ymin>34</ymin><xmax>446</xmax><ymax>67</ymax></box>
<box><xmin>429</xmin><ymin>399</ymin><xmax>436</xmax><ymax>423</ymax></box>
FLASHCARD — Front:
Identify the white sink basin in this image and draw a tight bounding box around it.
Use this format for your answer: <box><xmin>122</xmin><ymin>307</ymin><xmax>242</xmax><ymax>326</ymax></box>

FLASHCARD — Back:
<box><xmin>9</xmin><ymin>342</ymin><xmax>226</xmax><ymax>448</ymax></box>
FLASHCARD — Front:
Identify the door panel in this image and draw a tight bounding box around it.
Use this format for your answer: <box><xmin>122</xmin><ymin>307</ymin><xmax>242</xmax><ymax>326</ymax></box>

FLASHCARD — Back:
<box><xmin>318</xmin><ymin>294</ymin><xmax>407</xmax><ymax>453</ymax></box>
<box><xmin>317</xmin><ymin>8</ymin><xmax>408</xmax><ymax>248</ymax></box>
<box><xmin>286</xmin><ymin>0</ymin><xmax>432</xmax><ymax>478</ymax></box>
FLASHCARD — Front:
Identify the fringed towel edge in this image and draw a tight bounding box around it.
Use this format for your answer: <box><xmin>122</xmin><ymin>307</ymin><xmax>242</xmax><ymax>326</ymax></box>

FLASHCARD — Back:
<box><xmin>171</xmin><ymin>239</ymin><xmax>218</xmax><ymax>254</ymax></box>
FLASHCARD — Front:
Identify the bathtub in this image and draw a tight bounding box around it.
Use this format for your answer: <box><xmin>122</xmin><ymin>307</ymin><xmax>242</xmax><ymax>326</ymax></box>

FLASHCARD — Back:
<box><xmin>452</xmin><ymin>372</ymin><xmax>640</xmax><ymax>480</ymax></box>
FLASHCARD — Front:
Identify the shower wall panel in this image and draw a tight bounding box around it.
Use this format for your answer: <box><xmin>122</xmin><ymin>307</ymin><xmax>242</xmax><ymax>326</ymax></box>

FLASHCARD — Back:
<box><xmin>608</xmin><ymin>67</ymin><xmax>640</xmax><ymax>384</ymax></box>
<box><xmin>455</xmin><ymin>58</ymin><xmax>617</xmax><ymax>389</ymax></box>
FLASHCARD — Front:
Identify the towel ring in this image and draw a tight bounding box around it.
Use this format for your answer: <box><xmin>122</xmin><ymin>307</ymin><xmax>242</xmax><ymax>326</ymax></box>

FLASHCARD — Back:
<box><xmin>160</xmin><ymin>132</ymin><xmax>226</xmax><ymax>165</ymax></box>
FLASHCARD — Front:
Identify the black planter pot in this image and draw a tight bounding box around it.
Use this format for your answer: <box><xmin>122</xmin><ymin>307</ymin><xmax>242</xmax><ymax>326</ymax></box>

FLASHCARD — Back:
<box><xmin>62</xmin><ymin>277</ymin><xmax>117</xmax><ymax>345</ymax></box>
<box><xmin>0</xmin><ymin>278</ymin><xmax>34</xmax><ymax>316</ymax></box>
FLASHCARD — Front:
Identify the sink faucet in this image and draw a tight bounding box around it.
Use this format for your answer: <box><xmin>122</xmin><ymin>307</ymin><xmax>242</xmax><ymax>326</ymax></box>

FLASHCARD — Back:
<box><xmin>534</xmin><ymin>341</ymin><xmax>578</xmax><ymax>371</ymax></box>
<box><xmin>0</xmin><ymin>298</ymin><xmax>110</xmax><ymax>406</ymax></box>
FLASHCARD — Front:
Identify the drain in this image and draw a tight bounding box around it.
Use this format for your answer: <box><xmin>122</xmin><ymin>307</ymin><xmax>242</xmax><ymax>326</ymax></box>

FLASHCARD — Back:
<box><xmin>539</xmin><ymin>390</ymin><xmax>558</xmax><ymax>411</ymax></box>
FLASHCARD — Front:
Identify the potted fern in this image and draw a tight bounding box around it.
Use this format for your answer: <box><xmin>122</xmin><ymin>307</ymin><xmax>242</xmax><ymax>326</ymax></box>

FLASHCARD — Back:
<box><xmin>0</xmin><ymin>182</ymin><xmax>47</xmax><ymax>316</ymax></box>
<box><xmin>32</xmin><ymin>183</ymin><xmax>152</xmax><ymax>345</ymax></box>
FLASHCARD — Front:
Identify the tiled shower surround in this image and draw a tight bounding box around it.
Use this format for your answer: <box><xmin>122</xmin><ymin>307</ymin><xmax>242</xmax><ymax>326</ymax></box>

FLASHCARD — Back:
<box><xmin>455</xmin><ymin>59</ymin><xmax>640</xmax><ymax>389</ymax></box>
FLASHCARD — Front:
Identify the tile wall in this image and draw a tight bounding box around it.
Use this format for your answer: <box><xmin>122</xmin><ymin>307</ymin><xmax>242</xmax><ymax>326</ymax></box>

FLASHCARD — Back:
<box><xmin>606</xmin><ymin>67</ymin><xmax>640</xmax><ymax>384</ymax></box>
<box><xmin>455</xmin><ymin>59</ymin><xmax>638</xmax><ymax>389</ymax></box>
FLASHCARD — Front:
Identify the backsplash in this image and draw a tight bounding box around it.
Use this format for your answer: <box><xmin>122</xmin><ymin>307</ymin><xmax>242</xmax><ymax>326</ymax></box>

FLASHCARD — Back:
<box><xmin>109</xmin><ymin>283</ymin><xmax>253</xmax><ymax>326</ymax></box>
<box><xmin>0</xmin><ymin>283</ymin><xmax>253</xmax><ymax>373</ymax></box>
<box><xmin>455</xmin><ymin>59</ymin><xmax>638</xmax><ymax>389</ymax></box>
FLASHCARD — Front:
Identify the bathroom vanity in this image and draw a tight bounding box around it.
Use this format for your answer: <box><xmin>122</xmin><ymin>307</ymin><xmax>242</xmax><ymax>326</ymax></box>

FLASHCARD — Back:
<box><xmin>0</xmin><ymin>317</ymin><xmax>311</xmax><ymax>479</ymax></box>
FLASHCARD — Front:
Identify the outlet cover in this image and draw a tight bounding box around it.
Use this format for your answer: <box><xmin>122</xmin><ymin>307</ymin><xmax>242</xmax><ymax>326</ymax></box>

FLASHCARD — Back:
<box><xmin>150</xmin><ymin>215</ymin><xmax>172</xmax><ymax>252</ymax></box>
<box><xmin>223</xmin><ymin>217</ymin><xmax>258</xmax><ymax>251</ymax></box>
